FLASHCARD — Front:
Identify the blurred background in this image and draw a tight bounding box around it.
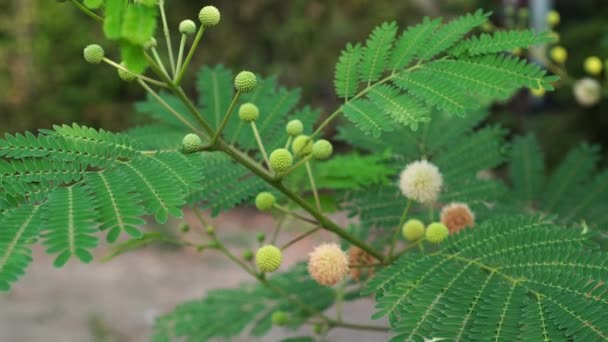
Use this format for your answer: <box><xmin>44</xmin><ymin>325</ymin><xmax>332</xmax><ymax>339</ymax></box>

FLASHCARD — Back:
<box><xmin>1</xmin><ymin>0</ymin><xmax>608</xmax><ymax>341</ymax></box>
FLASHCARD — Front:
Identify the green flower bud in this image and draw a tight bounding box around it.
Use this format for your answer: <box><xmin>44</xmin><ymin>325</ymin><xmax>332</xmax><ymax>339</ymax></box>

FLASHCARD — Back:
<box><xmin>256</xmin><ymin>245</ymin><xmax>282</xmax><ymax>273</ymax></box>
<box><xmin>83</xmin><ymin>44</ymin><xmax>104</xmax><ymax>64</ymax></box>
<box><xmin>269</xmin><ymin>149</ymin><xmax>293</xmax><ymax>173</ymax></box>
<box><xmin>234</xmin><ymin>71</ymin><xmax>257</xmax><ymax>93</ymax></box>
<box><xmin>242</xmin><ymin>249</ymin><xmax>254</xmax><ymax>261</ymax></box>
<box><xmin>313</xmin><ymin>323</ymin><xmax>325</xmax><ymax>334</ymax></box>
<box><xmin>206</xmin><ymin>226</ymin><xmax>215</xmax><ymax>236</ymax></box>
<box><xmin>402</xmin><ymin>219</ymin><xmax>424</xmax><ymax>241</ymax></box>
<box><xmin>255</xmin><ymin>192</ymin><xmax>275</xmax><ymax>211</ymax></box>
<box><xmin>179</xmin><ymin>19</ymin><xmax>197</xmax><ymax>35</ymax></box>
<box><xmin>182</xmin><ymin>133</ymin><xmax>202</xmax><ymax>153</ymax></box>
<box><xmin>238</xmin><ymin>103</ymin><xmax>259</xmax><ymax>122</ymax></box>
<box><xmin>425</xmin><ymin>222</ymin><xmax>449</xmax><ymax>244</ymax></box>
<box><xmin>144</xmin><ymin>37</ymin><xmax>157</xmax><ymax>50</ymax></box>
<box><xmin>117</xmin><ymin>62</ymin><xmax>137</xmax><ymax>82</ymax></box>
<box><xmin>291</xmin><ymin>135</ymin><xmax>313</xmax><ymax>157</ymax></box>
<box><xmin>199</xmin><ymin>5</ymin><xmax>220</xmax><ymax>27</ymax></box>
<box><xmin>256</xmin><ymin>232</ymin><xmax>266</xmax><ymax>243</ymax></box>
<box><xmin>312</xmin><ymin>139</ymin><xmax>333</xmax><ymax>160</ymax></box>
<box><xmin>271</xmin><ymin>311</ymin><xmax>289</xmax><ymax>326</ymax></box>
<box><xmin>286</xmin><ymin>119</ymin><xmax>303</xmax><ymax>136</ymax></box>
<box><xmin>179</xmin><ymin>222</ymin><xmax>190</xmax><ymax>233</ymax></box>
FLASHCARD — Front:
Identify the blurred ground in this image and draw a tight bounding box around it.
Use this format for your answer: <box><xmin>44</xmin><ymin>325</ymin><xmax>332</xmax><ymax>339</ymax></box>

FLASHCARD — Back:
<box><xmin>0</xmin><ymin>209</ymin><xmax>389</xmax><ymax>342</ymax></box>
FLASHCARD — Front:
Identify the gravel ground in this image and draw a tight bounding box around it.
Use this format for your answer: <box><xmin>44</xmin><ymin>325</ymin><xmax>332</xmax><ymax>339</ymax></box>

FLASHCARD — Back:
<box><xmin>0</xmin><ymin>209</ymin><xmax>390</xmax><ymax>342</ymax></box>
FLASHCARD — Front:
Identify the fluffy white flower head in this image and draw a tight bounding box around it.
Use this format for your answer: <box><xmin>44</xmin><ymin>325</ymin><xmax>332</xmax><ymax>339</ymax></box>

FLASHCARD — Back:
<box><xmin>573</xmin><ymin>78</ymin><xmax>602</xmax><ymax>107</ymax></box>
<box><xmin>399</xmin><ymin>160</ymin><xmax>443</xmax><ymax>203</ymax></box>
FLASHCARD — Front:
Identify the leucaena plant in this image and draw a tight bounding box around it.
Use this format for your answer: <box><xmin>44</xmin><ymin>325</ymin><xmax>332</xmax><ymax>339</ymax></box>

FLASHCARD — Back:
<box><xmin>2</xmin><ymin>2</ymin><xmax>608</xmax><ymax>341</ymax></box>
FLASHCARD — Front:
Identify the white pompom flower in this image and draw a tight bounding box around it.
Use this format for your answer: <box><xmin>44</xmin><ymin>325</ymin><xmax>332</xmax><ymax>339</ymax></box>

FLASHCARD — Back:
<box><xmin>573</xmin><ymin>78</ymin><xmax>602</xmax><ymax>107</ymax></box>
<box><xmin>399</xmin><ymin>160</ymin><xmax>443</xmax><ymax>204</ymax></box>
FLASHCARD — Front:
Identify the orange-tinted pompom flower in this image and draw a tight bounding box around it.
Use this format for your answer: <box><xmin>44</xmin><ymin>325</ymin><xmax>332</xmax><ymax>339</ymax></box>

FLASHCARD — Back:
<box><xmin>440</xmin><ymin>202</ymin><xmax>475</xmax><ymax>233</ymax></box>
<box><xmin>308</xmin><ymin>243</ymin><xmax>349</xmax><ymax>286</ymax></box>
<box><xmin>348</xmin><ymin>246</ymin><xmax>376</xmax><ymax>281</ymax></box>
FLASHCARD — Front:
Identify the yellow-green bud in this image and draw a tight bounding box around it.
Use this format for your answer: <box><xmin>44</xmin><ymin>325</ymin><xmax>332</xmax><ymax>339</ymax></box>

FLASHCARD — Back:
<box><xmin>178</xmin><ymin>223</ymin><xmax>190</xmax><ymax>233</ymax></box>
<box><xmin>256</xmin><ymin>245</ymin><xmax>282</xmax><ymax>273</ymax></box>
<box><xmin>286</xmin><ymin>120</ymin><xmax>304</xmax><ymax>136</ymax></box>
<box><xmin>530</xmin><ymin>87</ymin><xmax>545</xmax><ymax>98</ymax></box>
<box><xmin>255</xmin><ymin>192</ymin><xmax>275</xmax><ymax>211</ymax></box>
<box><xmin>312</xmin><ymin>139</ymin><xmax>333</xmax><ymax>160</ymax></box>
<box><xmin>256</xmin><ymin>232</ymin><xmax>266</xmax><ymax>243</ymax></box>
<box><xmin>547</xmin><ymin>10</ymin><xmax>560</xmax><ymax>27</ymax></box>
<box><xmin>242</xmin><ymin>249</ymin><xmax>254</xmax><ymax>261</ymax></box>
<box><xmin>238</xmin><ymin>103</ymin><xmax>259</xmax><ymax>122</ymax></box>
<box><xmin>269</xmin><ymin>149</ymin><xmax>293</xmax><ymax>173</ymax></box>
<box><xmin>182</xmin><ymin>133</ymin><xmax>202</xmax><ymax>153</ymax></box>
<box><xmin>271</xmin><ymin>311</ymin><xmax>289</xmax><ymax>326</ymax></box>
<box><xmin>549</xmin><ymin>46</ymin><xmax>567</xmax><ymax>64</ymax></box>
<box><xmin>425</xmin><ymin>222</ymin><xmax>449</xmax><ymax>244</ymax></box>
<box><xmin>179</xmin><ymin>19</ymin><xmax>197</xmax><ymax>35</ymax></box>
<box><xmin>84</xmin><ymin>44</ymin><xmax>104</xmax><ymax>64</ymax></box>
<box><xmin>402</xmin><ymin>219</ymin><xmax>425</xmax><ymax>241</ymax></box>
<box><xmin>584</xmin><ymin>56</ymin><xmax>603</xmax><ymax>76</ymax></box>
<box><xmin>206</xmin><ymin>226</ymin><xmax>215</xmax><ymax>235</ymax></box>
<box><xmin>234</xmin><ymin>71</ymin><xmax>257</xmax><ymax>93</ymax></box>
<box><xmin>144</xmin><ymin>37</ymin><xmax>157</xmax><ymax>50</ymax></box>
<box><xmin>198</xmin><ymin>5</ymin><xmax>220</xmax><ymax>27</ymax></box>
<box><xmin>291</xmin><ymin>135</ymin><xmax>313</xmax><ymax>157</ymax></box>
<box><xmin>117</xmin><ymin>62</ymin><xmax>137</xmax><ymax>82</ymax></box>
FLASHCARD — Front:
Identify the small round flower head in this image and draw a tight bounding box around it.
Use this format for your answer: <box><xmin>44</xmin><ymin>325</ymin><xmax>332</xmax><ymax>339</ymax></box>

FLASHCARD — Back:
<box><xmin>425</xmin><ymin>222</ymin><xmax>449</xmax><ymax>244</ymax></box>
<box><xmin>269</xmin><ymin>149</ymin><xmax>293</xmax><ymax>173</ymax></box>
<box><xmin>256</xmin><ymin>245</ymin><xmax>282</xmax><ymax>273</ymax></box>
<box><xmin>549</xmin><ymin>46</ymin><xmax>567</xmax><ymax>64</ymax></box>
<box><xmin>291</xmin><ymin>135</ymin><xmax>313</xmax><ymax>156</ymax></box>
<box><xmin>308</xmin><ymin>243</ymin><xmax>349</xmax><ymax>286</ymax></box>
<box><xmin>271</xmin><ymin>311</ymin><xmax>289</xmax><ymax>326</ymax></box>
<box><xmin>255</xmin><ymin>192</ymin><xmax>275</xmax><ymax>211</ymax></box>
<box><xmin>238</xmin><ymin>103</ymin><xmax>259</xmax><ymax>122</ymax></box>
<box><xmin>117</xmin><ymin>62</ymin><xmax>137</xmax><ymax>82</ymax></box>
<box><xmin>584</xmin><ymin>56</ymin><xmax>603</xmax><ymax>75</ymax></box>
<box><xmin>178</xmin><ymin>222</ymin><xmax>190</xmax><ymax>233</ymax></box>
<box><xmin>399</xmin><ymin>160</ymin><xmax>443</xmax><ymax>204</ymax></box>
<box><xmin>286</xmin><ymin>119</ymin><xmax>303</xmax><ymax>136</ymax></box>
<box><xmin>348</xmin><ymin>246</ymin><xmax>375</xmax><ymax>281</ymax></box>
<box><xmin>440</xmin><ymin>202</ymin><xmax>475</xmax><ymax>234</ymax></box>
<box><xmin>573</xmin><ymin>77</ymin><xmax>602</xmax><ymax>107</ymax></box>
<box><xmin>242</xmin><ymin>249</ymin><xmax>254</xmax><ymax>261</ymax></box>
<box><xmin>144</xmin><ymin>37</ymin><xmax>157</xmax><ymax>50</ymax></box>
<box><xmin>256</xmin><ymin>232</ymin><xmax>266</xmax><ymax>243</ymax></box>
<box><xmin>402</xmin><ymin>219</ymin><xmax>425</xmax><ymax>241</ymax></box>
<box><xmin>182</xmin><ymin>133</ymin><xmax>202</xmax><ymax>153</ymax></box>
<box><xmin>547</xmin><ymin>10</ymin><xmax>560</xmax><ymax>27</ymax></box>
<box><xmin>198</xmin><ymin>5</ymin><xmax>220</xmax><ymax>27</ymax></box>
<box><xmin>179</xmin><ymin>19</ymin><xmax>197</xmax><ymax>35</ymax></box>
<box><xmin>234</xmin><ymin>71</ymin><xmax>257</xmax><ymax>93</ymax></box>
<box><xmin>83</xmin><ymin>44</ymin><xmax>104</xmax><ymax>64</ymax></box>
<box><xmin>312</xmin><ymin>139</ymin><xmax>333</xmax><ymax>160</ymax></box>
<box><xmin>530</xmin><ymin>87</ymin><xmax>546</xmax><ymax>98</ymax></box>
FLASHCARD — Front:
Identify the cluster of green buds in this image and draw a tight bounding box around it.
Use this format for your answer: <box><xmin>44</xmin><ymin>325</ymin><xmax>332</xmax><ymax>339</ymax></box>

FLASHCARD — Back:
<box><xmin>401</xmin><ymin>219</ymin><xmax>449</xmax><ymax>244</ymax></box>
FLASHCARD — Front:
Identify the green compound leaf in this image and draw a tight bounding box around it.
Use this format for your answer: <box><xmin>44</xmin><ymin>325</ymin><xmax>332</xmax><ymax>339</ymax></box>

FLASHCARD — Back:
<box><xmin>334</xmin><ymin>43</ymin><xmax>362</xmax><ymax>99</ymax></box>
<box><xmin>84</xmin><ymin>0</ymin><xmax>104</xmax><ymax>10</ymax></box>
<box><xmin>450</xmin><ymin>29</ymin><xmax>554</xmax><ymax>56</ymax></box>
<box><xmin>120</xmin><ymin>41</ymin><xmax>148</xmax><ymax>74</ymax></box>
<box><xmin>509</xmin><ymin>134</ymin><xmax>545</xmax><ymax>207</ymax></box>
<box><xmin>359</xmin><ymin>21</ymin><xmax>398</xmax><ymax>85</ymax></box>
<box><xmin>121</xmin><ymin>4</ymin><xmax>157</xmax><ymax>45</ymax></box>
<box><xmin>342</xmin><ymin>98</ymin><xmax>394</xmax><ymax>138</ymax></box>
<box><xmin>103</xmin><ymin>0</ymin><xmax>126</xmax><ymax>40</ymax></box>
<box><xmin>369</xmin><ymin>215</ymin><xmax>608</xmax><ymax>341</ymax></box>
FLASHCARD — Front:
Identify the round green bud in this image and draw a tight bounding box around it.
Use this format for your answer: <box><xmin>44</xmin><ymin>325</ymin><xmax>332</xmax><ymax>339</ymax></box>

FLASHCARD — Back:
<box><xmin>182</xmin><ymin>133</ymin><xmax>202</xmax><ymax>153</ymax></box>
<box><xmin>234</xmin><ymin>71</ymin><xmax>257</xmax><ymax>93</ymax></box>
<box><xmin>144</xmin><ymin>37</ymin><xmax>157</xmax><ymax>50</ymax></box>
<box><xmin>179</xmin><ymin>19</ymin><xmax>197</xmax><ymax>35</ymax></box>
<box><xmin>83</xmin><ymin>44</ymin><xmax>104</xmax><ymax>64</ymax></box>
<box><xmin>271</xmin><ymin>311</ymin><xmax>289</xmax><ymax>326</ymax></box>
<box><xmin>312</xmin><ymin>139</ymin><xmax>333</xmax><ymax>160</ymax></box>
<box><xmin>256</xmin><ymin>232</ymin><xmax>266</xmax><ymax>243</ymax></box>
<box><xmin>255</xmin><ymin>192</ymin><xmax>275</xmax><ymax>211</ymax></box>
<box><xmin>238</xmin><ymin>103</ymin><xmax>259</xmax><ymax>122</ymax></box>
<box><xmin>242</xmin><ymin>249</ymin><xmax>254</xmax><ymax>261</ymax></box>
<box><xmin>402</xmin><ymin>219</ymin><xmax>425</xmax><ymax>241</ymax></box>
<box><xmin>199</xmin><ymin>5</ymin><xmax>220</xmax><ymax>27</ymax></box>
<box><xmin>291</xmin><ymin>135</ymin><xmax>313</xmax><ymax>157</ymax></box>
<box><xmin>425</xmin><ymin>222</ymin><xmax>449</xmax><ymax>244</ymax></box>
<box><xmin>117</xmin><ymin>62</ymin><xmax>137</xmax><ymax>82</ymax></box>
<box><xmin>206</xmin><ymin>226</ymin><xmax>215</xmax><ymax>235</ymax></box>
<box><xmin>255</xmin><ymin>245</ymin><xmax>282</xmax><ymax>273</ymax></box>
<box><xmin>269</xmin><ymin>149</ymin><xmax>293</xmax><ymax>173</ymax></box>
<box><xmin>286</xmin><ymin>119</ymin><xmax>303</xmax><ymax>136</ymax></box>
<box><xmin>178</xmin><ymin>222</ymin><xmax>190</xmax><ymax>233</ymax></box>
<box><xmin>313</xmin><ymin>323</ymin><xmax>325</xmax><ymax>335</ymax></box>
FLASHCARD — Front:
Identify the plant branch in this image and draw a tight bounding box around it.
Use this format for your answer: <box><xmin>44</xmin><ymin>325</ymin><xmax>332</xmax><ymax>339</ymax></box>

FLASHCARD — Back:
<box><xmin>103</xmin><ymin>58</ymin><xmax>167</xmax><ymax>88</ymax></box>
<box><xmin>212</xmin><ymin>91</ymin><xmax>241</xmax><ymax>144</ymax></box>
<box><xmin>174</xmin><ymin>34</ymin><xmax>187</xmax><ymax>80</ymax></box>
<box><xmin>69</xmin><ymin>0</ymin><xmax>103</xmax><ymax>22</ymax></box>
<box><xmin>273</xmin><ymin>205</ymin><xmax>319</xmax><ymax>225</ymax></box>
<box><xmin>158</xmin><ymin>0</ymin><xmax>176</xmax><ymax>76</ymax></box>
<box><xmin>387</xmin><ymin>199</ymin><xmax>411</xmax><ymax>259</ymax></box>
<box><xmin>280</xmin><ymin>226</ymin><xmax>320</xmax><ymax>250</ymax></box>
<box><xmin>250</xmin><ymin>122</ymin><xmax>270</xmax><ymax>169</ymax></box>
<box><xmin>305</xmin><ymin>161</ymin><xmax>322</xmax><ymax>212</ymax></box>
<box><xmin>175</xmin><ymin>26</ymin><xmax>206</xmax><ymax>85</ymax></box>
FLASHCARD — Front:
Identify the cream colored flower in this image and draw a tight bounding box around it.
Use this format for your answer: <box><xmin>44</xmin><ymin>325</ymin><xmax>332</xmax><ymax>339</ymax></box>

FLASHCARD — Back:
<box><xmin>308</xmin><ymin>243</ymin><xmax>349</xmax><ymax>286</ymax></box>
<box><xmin>399</xmin><ymin>160</ymin><xmax>443</xmax><ymax>203</ymax></box>
<box><xmin>573</xmin><ymin>78</ymin><xmax>602</xmax><ymax>107</ymax></box>
<box><xmin>440</xmin><ymin>202</ymin><xmax>475</xmax><ymax>233</ymax></box>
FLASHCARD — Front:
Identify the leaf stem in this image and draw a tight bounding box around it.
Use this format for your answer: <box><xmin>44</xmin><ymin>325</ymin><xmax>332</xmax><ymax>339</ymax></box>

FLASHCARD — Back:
<box><xmin>103</xmin><ymin>58</ymin><xmax>167</xmax><ymax>88</ymax></box>
<box><xmin>280</xmin><ymin>226</ymin><xmax>321</xmax><ymax>250</ymax></box>
<box><xmin>273</xmin><ymin>205</ymin><xmax>319</xmax><ymax>225</ymax></box>
<box><xmin>151</xmin><ymin>47</ymin><xmax>171</xmax><ymax>79</ymax></box>
<box><xmin>281</xmin><ymin>154</ymin><xmax>311</xmax><ymax>177</ymax></box>
<box><xmin>250</xmin><ymin>121</ymin><xmax>270</xmax><ymax>169</ymax></box>
<box><xmin>212</xmin><ymin>91</ymin><xmax>241</xmax><ymax>145</ymax></box>
<box><xmin>158</xmin><ymin>0</ymin><xmax>176</xmax><ymax>76</ymax></box>
<box><xmin>387</xmin><ymin>199</ymin><xmax>412</xmax><ymax>259</ymax></box>
<box><xmin>69</xmin><ymin>0</ymin><xmax>103</xmax><ymax>22</ymax></box>
<box><xmin>174</xmin><ymin>34</ymin><xmax>187</xmax><ymax>81</ymax></box>
<box><xmin>305</xmin><ymin>161</ymin><xmax>322</xmax><ymax>212</ymax></box>
<box><xmin>174</xmin><ymin>25</ymin><xmax>205</xmax><ymax>85</ymax></box>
